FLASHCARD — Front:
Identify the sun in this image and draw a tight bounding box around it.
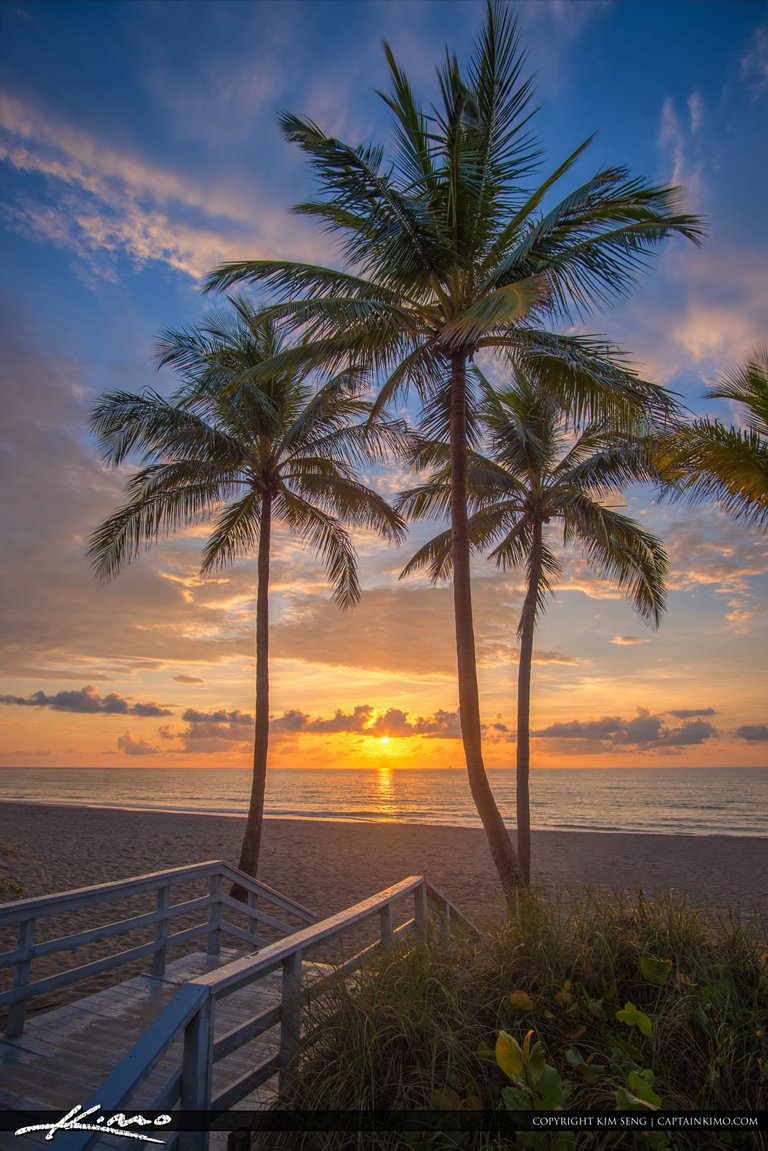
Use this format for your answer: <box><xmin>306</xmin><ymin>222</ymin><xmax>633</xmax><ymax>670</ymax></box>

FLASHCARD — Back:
<box><xmin>379</xmin><ymin>737</ymin><xmax>390</xmax><ymax>745</ymax></box>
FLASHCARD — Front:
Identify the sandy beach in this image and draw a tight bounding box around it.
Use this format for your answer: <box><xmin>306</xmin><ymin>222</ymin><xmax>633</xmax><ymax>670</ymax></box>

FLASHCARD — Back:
<box><xmin>1</xmin><ymin>802</ymin><xmax>765</xmax><ymax>919</ymax></box>
<box><xmin>0</xmin><ymin>802</ymin><xmax>765</xmax><ymax>1023</ymax></box>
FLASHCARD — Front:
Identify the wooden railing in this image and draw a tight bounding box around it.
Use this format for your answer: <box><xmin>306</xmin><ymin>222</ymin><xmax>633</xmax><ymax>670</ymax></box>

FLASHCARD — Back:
<box><xmin>0</xmin><ymin>859</ymin><xmax>315</xmax><ymax>1038</ymax></box>
<box><xmin>49</xmin><ymin>875</ymin><xmax>478</xmax><ymax>1151</ymax></box>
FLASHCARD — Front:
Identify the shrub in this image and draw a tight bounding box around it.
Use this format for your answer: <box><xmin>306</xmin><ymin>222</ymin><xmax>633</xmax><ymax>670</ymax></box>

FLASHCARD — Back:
<box><xmin>267</xmin><ymin>889</ymin><xmax>767</xmax><ymax>1150</ymax></box>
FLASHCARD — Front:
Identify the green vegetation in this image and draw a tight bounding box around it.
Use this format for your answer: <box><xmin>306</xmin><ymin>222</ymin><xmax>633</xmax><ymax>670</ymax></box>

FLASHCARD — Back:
<box><xmin>0</xmin><ymin>842</ymin><xmax>22</xmax><ymax>901</ymax></box>
<box><xmin>659</xmin><ymin>348</ymin><xmax>768</xmax><ymax>528</ymax></box>
<box><xmin>88</xmin><ymin>299</ymin><xmax>408</xmax><ymax>882</ymax></box>
<box><xmin>271</xmin><ymin>889</ymin><xmax>766</xmax><ymax>1150</ymax></box>
<box><xmin>205</xmin><ymin>0</ymin><xmax>703</xmax><ymax>904</ymax></box>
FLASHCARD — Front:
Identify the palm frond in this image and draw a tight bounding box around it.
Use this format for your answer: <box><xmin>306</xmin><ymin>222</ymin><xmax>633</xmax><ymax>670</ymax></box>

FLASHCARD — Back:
<box><xmin>564</xmin><ymin>498</ymin><xmax>667</xmax><ymax>626</ymax></box>
<box><xmin>274</xmin><ymin>489</ymin><xmax>360</xmax><ymax>608</ymax></box>
<box><xmin>707</xmin><ymin>347</ymin><xmax>768</xmax><ymax>438</ymax></box>
<box><xmin>200</xmin><ymin>491</ymin><xmax>261</xmax><ymax>573</ymax></box>
<box><xmin>658</xmin><ymin>420</ymin><xmax>768</xmax><ymax>527</ymax></box>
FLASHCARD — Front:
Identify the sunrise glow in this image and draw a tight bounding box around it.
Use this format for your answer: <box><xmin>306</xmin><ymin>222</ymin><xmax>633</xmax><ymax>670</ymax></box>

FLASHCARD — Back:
<box><xmin>0</xmin><ymin>2</ymin><xmax>765</xmax><ymax>775</ymax></box>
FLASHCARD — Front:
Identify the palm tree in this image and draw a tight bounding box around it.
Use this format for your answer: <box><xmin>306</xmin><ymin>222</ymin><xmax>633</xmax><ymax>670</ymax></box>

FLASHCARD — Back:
<box><xmin>204</xmin><ymin>2</ymin><xmax>702</xmax><ymax>902</ymax></box>
<box><xmin>88</xmin><ymin>298</ymin><xmax>407</xmax><ymax>884</ymax></box>
<box><xmin>399</xmin><ymin>374</ymin><xmax>667</xmax><ymax>884</ymax></box>
<box><xmin>658</xmin><ymin>349</ymin><xmax>768</xmax><ymax>528</ymax></box>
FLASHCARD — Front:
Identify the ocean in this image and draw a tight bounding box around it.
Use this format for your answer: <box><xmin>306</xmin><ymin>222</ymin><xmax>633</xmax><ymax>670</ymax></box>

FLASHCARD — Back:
<box><xmin>0</xmin><ymin>766</ymin><xmax>765</xmax><ymax>837</ymax></box>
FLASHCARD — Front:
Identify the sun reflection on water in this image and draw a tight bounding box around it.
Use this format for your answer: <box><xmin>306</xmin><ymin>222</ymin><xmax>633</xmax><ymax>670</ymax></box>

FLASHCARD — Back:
<box><xmin>374</xmin><ymin>764</ymin><xmax>396</xmax><ymax>818</ymax></box>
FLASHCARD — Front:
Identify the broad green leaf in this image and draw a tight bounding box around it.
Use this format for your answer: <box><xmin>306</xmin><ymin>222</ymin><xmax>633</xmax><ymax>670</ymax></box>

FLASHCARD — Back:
<box><xmin>640</xmin><ymin>954</ymin><xmax>673</xmax><ymax>986</ymax></box>
<box><xmin>507</xmin><ymin>989</ymin><xmax>534</xmax><ymax>1011</ymax></box>
<box><xmin>627</xmin><ymin>1070</ymin><xmax>661</xmax><ymax>1107</ymax></box>
<box><xmin>501</xmin><ymin>1083</ymin><xmax>530</xmax><ymax>1111</ymax></box>
<box><xmin>535</xmin><ymin>1063</ymin><xmax>566</xmax><ymax>1109</ymax></box>
<box><xmin>615</xmin><ymin>1086</ymin><xmax>659</xmax><ymax>1112</ymax></box>
<box><xmin>564</xmin><ymin>1050</ymin><xmax>607</xmax><ymax>1082</ymax></box>
<box><xmin>615</xmin><ymin>1001</ymin><xmax>653</xmax><ymax>1037</ymax></box>
<box><xmin>527</xmin><ymin>1039</ymin><xmax>546</xmax><ymax>1076</ymax></box>
<box><xmin>496</xmin><ymin>1030</ymin><xmax>525</xmax><ymax>1077</ymax></box>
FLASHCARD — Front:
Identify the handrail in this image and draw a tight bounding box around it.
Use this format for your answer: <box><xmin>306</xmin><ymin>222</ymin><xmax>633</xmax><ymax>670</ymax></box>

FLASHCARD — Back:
<box><xmin>0</xmin><ymin>860</ymin><xmax>314</xmax><ymax>925</ymax></box>
<box><xmin>0</xmin><ymin>860</ymin><xmax>315</xmax><ymax>1037</ymax></box>
<box><xmin>190</xmin><ymin>875</ymin><xmax>445</xmax><ymax>998</ymax></box>
<box><xmin>43</xmin><ymin>983</ymin><xmax>209</xmax><ymax>1151</ymax></box>
<box><xmin>52</xmin><ymin>875</ymin><xmax>479</xmax><ymax>1151</ymax></box>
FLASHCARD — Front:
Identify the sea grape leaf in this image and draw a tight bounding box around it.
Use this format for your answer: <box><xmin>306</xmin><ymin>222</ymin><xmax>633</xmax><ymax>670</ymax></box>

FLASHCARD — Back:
<box><xmin>496</xmin><ymin>1030</ymin><xmax>525</xmax><ymax>1077</ymax></box>
<box><xmin>615</xmin><ymin>1086</ymin><xmax>660</xmax><ymax>1112</ymax></box>
<box><xmin>627</xmin><ymin>1070</ymin><xmax>661</xmax><ymax>1107</ymax></box>
<box><xmin>527</xmin><ymin>1039</ymin><xmax>546</xmax><ymax>1076</ymax></box>
<box><xmin>640</xmin><ymin>954</ymin><xmax>673</xmax><ymax>986</ymax></box>
<box><xmin>615</xmin><ymin>1001</ymin><xmax>653</xmax><ymax>1037</ymax></box>
<box><xmin>564</xmin><ymin>1049</ymin><xmax>606</xmax><ymax>1082</ymax></box>
<box><xmin>501</xmin><ymin>1083</ymin><xmax>530</xmax><ymax>1110</ymax></box>
<box><xmin>535</xmin><ymin>1063</ymin><xmax>566</xmax><ymax>1109</ymax></box>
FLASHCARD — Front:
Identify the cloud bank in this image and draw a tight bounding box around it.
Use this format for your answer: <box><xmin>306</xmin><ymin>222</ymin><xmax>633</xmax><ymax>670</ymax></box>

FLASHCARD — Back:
<box><xmin>0</xmin><ymin>684</ymin><xmax>170</xmax><ymax>716</ymax></box>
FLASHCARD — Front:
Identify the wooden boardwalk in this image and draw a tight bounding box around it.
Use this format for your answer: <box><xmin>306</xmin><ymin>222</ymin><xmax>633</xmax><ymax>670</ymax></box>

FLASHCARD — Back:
<box><xmin>1</xmin><ymin>864</ymin><xmax>477</xmax><ymax>1151</ymax></box>
<box><xmin>1</xmin><ymin>948</ymin><xmax>329</xmax><ymax>1151</ymax></box>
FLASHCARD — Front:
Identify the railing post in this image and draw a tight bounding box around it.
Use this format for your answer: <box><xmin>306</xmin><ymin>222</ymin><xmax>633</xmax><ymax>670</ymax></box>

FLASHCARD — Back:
<box><xmin>379</xmin><ymin>902</ymin><xmax>394</xmax><ymax>949</ymax></box>
<box><xmin>439</xmin><ymin>897</ymin><xmax>451</xmax><ymax>940</ymax></box>
<box><xmin>180</xmin><ymin>989</ymin><xmax>214</xmax><ymax>1151</ymax></box>
<box><xmin>246</xmin><ymin>889</ymin><xmax>259</xmax><ymax>945</ymax></box>
<box><xmin>279</xmin><ymin>950</ymin><xmax>303</xmax><ymax>1096</ymax></box>
<box><xmin>208</xmin><ymin>873</ymin><xmax>222</xmax><ymax>956</ymax></box>
<box><xmin>152</xmin><ymin>883</ymin><xmax>171</xmax><ymax>977</ymax></box>
<box><xmin>6</xmin><ymin>916</ymin><xmax>34</xmax><ymax>1038</ymax></box>
<box><xmin>414</xmin><ymin>883</ymin><xmax>427</xmax><ymax>944</ymax></box>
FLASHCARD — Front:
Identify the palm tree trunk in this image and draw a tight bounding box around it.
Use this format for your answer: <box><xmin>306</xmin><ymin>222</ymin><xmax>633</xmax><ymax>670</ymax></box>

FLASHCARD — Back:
<box><xmin>233</xmin><ymin>489</ymin><xmax>272</xmax><ymax>898</ymax></box>
<box><xmin>516</xmin><ymin>519</ymin><xmax>542</xmax><ymax>887</ymax></box>
<box><xmin>449</xmin><ymin>353</ymin><xmax>524</xmax><ymax>905</ymax></box>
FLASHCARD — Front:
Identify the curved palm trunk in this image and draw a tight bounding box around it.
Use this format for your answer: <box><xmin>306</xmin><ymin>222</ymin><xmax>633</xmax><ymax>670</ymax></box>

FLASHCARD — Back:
<box><xmin>233</xmin><ymin>490</ymin><xmax>272</xmax><ymax>898</ymax></box>
<box><xmin>515</xmin><ymin>518</ymin><xmax>543</xmax><ymax>887</ymax></box>
<box><xmin>449</xmin><ymin>354</ymin><xmax>524</xmax><ymax>905</ymax></box>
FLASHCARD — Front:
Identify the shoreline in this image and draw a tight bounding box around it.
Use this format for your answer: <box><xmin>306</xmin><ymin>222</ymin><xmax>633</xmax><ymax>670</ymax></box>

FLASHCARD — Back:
<box><xmin>0</xmin><ymin>796</ymin><xmax>764</xmax><ymax>837</ymax></box>
<box><xmin>1</xmin><ymin>802</ymin><xmax>765</xmax><ymax>919</ymax></box>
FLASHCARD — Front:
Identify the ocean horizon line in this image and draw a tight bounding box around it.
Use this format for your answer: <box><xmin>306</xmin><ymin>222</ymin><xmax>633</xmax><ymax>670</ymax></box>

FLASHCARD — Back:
<box><xmin>2</xmin><ymin>763</ymin><xmax>765</xmax><ymax>772</ymax></box>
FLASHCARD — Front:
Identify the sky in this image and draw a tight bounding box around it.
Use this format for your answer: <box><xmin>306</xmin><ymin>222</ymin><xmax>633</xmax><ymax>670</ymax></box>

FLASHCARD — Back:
<box><xmin>0</xmin><ymin>0</ymin><xmax>766</xmax><ymax>774</ymax></box>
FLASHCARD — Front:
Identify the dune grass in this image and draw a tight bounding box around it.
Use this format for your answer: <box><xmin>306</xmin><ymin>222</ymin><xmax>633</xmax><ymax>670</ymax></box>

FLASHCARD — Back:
<box><xmin>266</xmin><ymin>888</ymin><xmax>766</xmax><ymax>1150</ymax></box>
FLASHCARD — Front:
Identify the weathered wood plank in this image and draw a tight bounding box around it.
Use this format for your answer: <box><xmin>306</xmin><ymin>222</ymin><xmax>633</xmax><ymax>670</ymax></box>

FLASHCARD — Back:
<box><xmin>0</xmin><ymin>861</ymin><xmax>225</xmax><ymax>925</ymax></box>
<box><xmin>6</xmin><ymin>917</ymin><xmax>34</xmax><ymax>1037</ymax></box>
<box><xmin>2</xmin><ymin>872</ymin><xmax>478</xmax><ymax>1147</ymax></box>
<box><xmin>217</xmin><ymin>864</ymin><xmax>315</xmax><ymax>923</ymax></box>
<box><xmin>213</xmin><ymin>1005</ymin><xmax>281</xmax><ymax>1062</ymax></box>
<box><xmin>218</xmin><ymin>894</ymin><xmax>294</xmax><ymax>936</ymax></box>
<box><xmin>212</xmin><ymin>1051</ymin><xmax>281</xmax><ymax>1112</ymax></box>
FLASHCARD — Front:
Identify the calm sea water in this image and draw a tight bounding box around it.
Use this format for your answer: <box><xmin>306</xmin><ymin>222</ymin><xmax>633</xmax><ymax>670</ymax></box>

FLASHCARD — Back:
<box><xmin>0</xmin><ymin>767</ymin><xmax>765</xmax><ymax>836</ymax></box>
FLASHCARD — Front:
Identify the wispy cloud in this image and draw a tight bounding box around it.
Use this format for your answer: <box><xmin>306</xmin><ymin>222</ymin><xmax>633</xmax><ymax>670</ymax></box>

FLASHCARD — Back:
<box><xmin>740</xmin><ymin>24</ymin><xmax>768</xmax><ymax>93</ymax></box>
<box><xmin>0</xmin><ymin>91</ymin><xmax>326</xmax><ymax>281</ymax></box>
<box><xmin>668</xmin><ymin>707</ymin><xmax>716</xmax><ymax>719</ymax></box>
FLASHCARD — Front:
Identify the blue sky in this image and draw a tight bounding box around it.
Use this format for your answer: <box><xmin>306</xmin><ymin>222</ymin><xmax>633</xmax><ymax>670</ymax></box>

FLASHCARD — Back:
<box><xmin>0</xmin><ymin>0</ymin><xmax>766</xmax><ymax>770</ymax></box>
